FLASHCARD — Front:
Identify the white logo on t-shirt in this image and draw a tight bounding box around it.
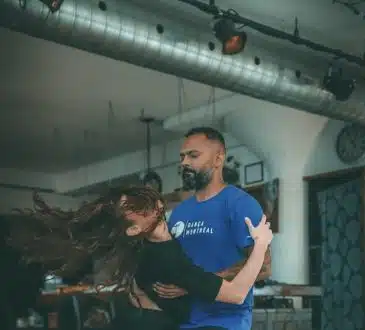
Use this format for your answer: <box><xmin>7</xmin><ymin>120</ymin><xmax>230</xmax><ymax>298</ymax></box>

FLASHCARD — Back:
<box><xmin>171</xmin><ymin>221</ymin><xmax>186</xmax><ymax>238</ymax></box>
<box><xmin>171</xmin><ymin>220</ymin><xmax>214</xmax><ymax>238</ymax></box>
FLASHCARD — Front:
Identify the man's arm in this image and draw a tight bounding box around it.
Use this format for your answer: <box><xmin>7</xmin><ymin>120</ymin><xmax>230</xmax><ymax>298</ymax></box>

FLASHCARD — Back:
<box><xmin>216</xmin><ymin>246</ymin><xmax>271</xmax><ymax>282</ymax></box>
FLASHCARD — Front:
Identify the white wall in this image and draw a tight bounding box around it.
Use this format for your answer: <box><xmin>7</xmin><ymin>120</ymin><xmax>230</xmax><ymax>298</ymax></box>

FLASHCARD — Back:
<box><xmin>223</xmin><ymin>94</ymin><xmax>328</xmax><ymax>286</ymax></box>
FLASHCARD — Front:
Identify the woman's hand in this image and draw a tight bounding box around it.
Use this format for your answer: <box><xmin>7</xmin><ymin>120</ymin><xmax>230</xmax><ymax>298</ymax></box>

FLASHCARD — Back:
<box><xmin>245</xmin><ymin>214</ymin><xmax>272</xmax><ymax>246</ymax></box>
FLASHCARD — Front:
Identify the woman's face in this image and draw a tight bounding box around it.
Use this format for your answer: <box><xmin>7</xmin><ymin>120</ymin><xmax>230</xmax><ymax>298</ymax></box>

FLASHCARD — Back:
<box><xmin>120</xmin><ymin>197</ymin><xmax>165</xmax><ymax>237</ymax></box>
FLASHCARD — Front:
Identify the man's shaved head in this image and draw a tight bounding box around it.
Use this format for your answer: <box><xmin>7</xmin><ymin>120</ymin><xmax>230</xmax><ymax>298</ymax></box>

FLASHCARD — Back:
<box><xmin>184</xmin><ymin>127</ymin><xmax>226</xmax><ymax>152</ymax></box>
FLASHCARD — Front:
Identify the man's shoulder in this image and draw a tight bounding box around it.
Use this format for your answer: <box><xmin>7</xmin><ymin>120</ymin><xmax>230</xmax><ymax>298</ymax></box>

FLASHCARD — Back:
<box><xmin>224</xmin><ymin>185</ymin><xmax>261</xmax><ymax>211</ymax></box>
<box><xmin>224</xmin><ymin>185</ymin><xmax>252</xmax><ymax>202</ymax></box>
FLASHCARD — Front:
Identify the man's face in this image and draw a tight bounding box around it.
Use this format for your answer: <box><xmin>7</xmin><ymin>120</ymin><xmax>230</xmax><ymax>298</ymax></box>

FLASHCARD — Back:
<box><xmin>179</xmin><ymin>134</ymin><xmax>224</xmax><ymax>191</ymax></box>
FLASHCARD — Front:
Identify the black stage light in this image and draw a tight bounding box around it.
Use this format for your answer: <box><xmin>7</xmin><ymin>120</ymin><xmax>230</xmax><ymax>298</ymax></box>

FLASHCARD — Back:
<box><xmin>213</xmin><ymin>18</ymin><xmax>247</xmax><ymax>55</ymax></box>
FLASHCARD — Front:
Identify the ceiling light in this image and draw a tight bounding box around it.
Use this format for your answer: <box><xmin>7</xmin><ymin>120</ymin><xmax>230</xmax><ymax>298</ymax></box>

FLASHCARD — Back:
<box><xmin>39</xmin><ymin>0</ymin><xmax>64</xmax><ymax>13</ymax></box>
<box><xmin>213</xmin><ymin>18</ymin><xmax>247</xmax><ymax>55</ymax></box>
<box><xmin>322</xmin><ymin>64</ymin><xmax>355</xmax><ymax>102</ymax></box>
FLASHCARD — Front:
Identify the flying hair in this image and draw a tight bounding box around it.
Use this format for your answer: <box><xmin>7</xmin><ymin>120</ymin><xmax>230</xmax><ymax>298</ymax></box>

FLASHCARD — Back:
<box><xmin>7</xmin><ymin>185</ymin><xmax>166</xmax><ymax>294</ymax></box>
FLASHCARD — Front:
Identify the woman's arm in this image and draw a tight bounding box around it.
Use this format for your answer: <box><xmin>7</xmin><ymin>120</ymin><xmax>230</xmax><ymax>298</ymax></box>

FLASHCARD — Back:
<box><xmin>215</xmin><ymin>240</ymin><xmax>267</xmax><ymax>304</ymax></box>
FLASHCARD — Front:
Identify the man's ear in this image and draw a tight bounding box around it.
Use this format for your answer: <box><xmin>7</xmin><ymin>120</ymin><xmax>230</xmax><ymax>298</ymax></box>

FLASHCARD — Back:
<box><xmin>125</xmin><ymin>225</ymin><xmax>142</xmax><ymax>237</ymax></box>
<box><xmin>215</xmin><ymin>151</ymin><xmax>225</xmax><ymax>168</ymax></box>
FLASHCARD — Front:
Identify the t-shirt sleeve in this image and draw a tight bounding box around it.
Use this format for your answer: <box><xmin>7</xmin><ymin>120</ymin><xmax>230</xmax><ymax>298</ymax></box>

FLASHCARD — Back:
<box><xmin>230</xmin><ymin>193</ymin><xmax>263</xmax><ymax>249</ymax></box>
<box><xmin>165</xmin><ymin>243</ymin><xmax>223</xmax><ymax>302</ymax></box>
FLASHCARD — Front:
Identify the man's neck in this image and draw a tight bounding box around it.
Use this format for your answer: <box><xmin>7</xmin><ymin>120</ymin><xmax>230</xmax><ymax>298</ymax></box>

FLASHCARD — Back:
<box><xmin>195</xmin><ymin>180</ymin><xmax>226</xmax><ymax>202</ymax></box>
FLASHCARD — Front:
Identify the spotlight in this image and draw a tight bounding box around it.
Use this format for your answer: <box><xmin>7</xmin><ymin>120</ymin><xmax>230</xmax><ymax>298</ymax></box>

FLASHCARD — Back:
<box><xmin>39</xmin><ymin>0</ymin><xmax>64</xmax><ymax>13</ymax></box>
<box><xmin>322</xmin><ymin>64</ymin><xmax>355</xmax><ymax>101</ymax></box>
<box><xmin>213</xmin><ymin>18</ymin><xmax>247</xmax><ymax>55</ymax></box>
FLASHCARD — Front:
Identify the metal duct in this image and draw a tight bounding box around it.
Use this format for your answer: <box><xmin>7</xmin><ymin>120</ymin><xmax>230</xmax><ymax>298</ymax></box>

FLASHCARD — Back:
<box><xmin>1</xmin><ymin>0</ymin><xmax>365</xmax><ymax>123</ymax></box>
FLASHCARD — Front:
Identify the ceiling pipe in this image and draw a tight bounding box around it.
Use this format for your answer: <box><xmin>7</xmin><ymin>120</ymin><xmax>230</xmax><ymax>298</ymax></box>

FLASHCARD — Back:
<box><xmin>0</xmin><ymin>0</ymin><xmax>365</xmax><ymax>124</ymax></box>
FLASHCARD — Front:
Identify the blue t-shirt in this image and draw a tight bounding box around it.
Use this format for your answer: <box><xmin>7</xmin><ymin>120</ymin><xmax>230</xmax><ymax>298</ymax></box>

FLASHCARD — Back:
<box><xmin>168</xmin><ymin>185</ymin><xmax>263</xmax><ymax>330</ymax></box>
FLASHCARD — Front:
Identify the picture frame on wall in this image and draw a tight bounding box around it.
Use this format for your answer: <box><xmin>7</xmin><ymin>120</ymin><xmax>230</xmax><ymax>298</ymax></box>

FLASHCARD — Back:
<box><xmin>244</xmin><ymin>161</ymin><xmax>264</xmax><ymax>185</ymax></box>
<box><xmin>244</xmin><ymin>178</ymin><xmax>280</xmax><ymax>233</ymax></box>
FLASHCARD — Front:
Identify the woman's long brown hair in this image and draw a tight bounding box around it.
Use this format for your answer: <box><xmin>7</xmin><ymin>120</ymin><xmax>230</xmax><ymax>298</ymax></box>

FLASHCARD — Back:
<box><xmin>7</xmin><ymin>185</ymin><xmax>166</xmax><ymax>293</ymax></box>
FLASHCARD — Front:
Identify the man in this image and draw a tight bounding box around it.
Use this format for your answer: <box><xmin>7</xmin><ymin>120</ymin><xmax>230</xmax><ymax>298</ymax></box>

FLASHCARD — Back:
<box><xmin>153</xmin><ymin>127</ymin><xmax>271</xmax><ymax>330</ymax></box>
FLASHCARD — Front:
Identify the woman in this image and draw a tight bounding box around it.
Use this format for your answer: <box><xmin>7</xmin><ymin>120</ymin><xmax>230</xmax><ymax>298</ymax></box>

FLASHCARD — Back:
<box><xmin>8</xmin><ymin>186</ymin><xmax>272</xmax><ymax>330</ymax></box>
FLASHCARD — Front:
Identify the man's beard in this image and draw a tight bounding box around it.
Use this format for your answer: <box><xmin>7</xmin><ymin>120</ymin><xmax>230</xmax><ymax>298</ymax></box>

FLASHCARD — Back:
<box><xmin>181</xmin><ymin>166</ymin><xmax>212</xmax><ymax>191</ymax></box>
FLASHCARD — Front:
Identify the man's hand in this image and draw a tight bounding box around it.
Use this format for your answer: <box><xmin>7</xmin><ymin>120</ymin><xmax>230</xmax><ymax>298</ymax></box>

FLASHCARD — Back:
<box><xmin>152</xmin><ymin>282</ymin><xmax>188</xmax><ymax>299</ymax></box>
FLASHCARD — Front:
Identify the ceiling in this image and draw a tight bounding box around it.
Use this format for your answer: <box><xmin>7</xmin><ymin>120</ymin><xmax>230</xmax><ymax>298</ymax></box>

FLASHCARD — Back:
<box><xmin>0</xmin><ymin>0</ymin><xmax>364</xmax><ymax>173</ymax></box>
<box><xmin>0</xmin><ymin>29</ymin><xmax>232</xmax><ymax>172</ymax></box>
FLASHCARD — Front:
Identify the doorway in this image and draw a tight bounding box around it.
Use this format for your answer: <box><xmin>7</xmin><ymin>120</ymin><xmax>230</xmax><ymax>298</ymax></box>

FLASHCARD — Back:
<box><xmin>305</xmin><ymin>168</ymin><xmax>365</xmax><ymax>330</ymax></box>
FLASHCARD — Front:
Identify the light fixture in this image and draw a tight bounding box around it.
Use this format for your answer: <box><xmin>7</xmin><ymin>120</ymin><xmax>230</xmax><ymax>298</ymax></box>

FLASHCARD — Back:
<box><xmin>39</xmin><ymin>0</ymin><xmax>64</xmax><ymax>13</ymax></box>
<box><xmin>322</xmin><ymin>63</ymin><xmax>355</xmax><ymax>101</ymax></box>
<box><xmin>213</xmin><ymin>18</ymin><xmax>247</xmax><ymax>55</ymax></box>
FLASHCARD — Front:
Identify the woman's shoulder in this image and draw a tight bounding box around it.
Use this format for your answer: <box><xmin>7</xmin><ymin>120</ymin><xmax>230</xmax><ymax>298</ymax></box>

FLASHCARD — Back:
<box><xmin>143</xmin><ymin>239</ymin><xmax>184</xmax><ymax>264</ymax></box>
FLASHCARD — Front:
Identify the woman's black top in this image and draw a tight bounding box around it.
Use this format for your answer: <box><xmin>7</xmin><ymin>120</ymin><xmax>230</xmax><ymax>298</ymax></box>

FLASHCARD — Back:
<box><xmin>135</xmin><ymin>238</ymin><xmax>223</xmax><ymax>324</ymax></box>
